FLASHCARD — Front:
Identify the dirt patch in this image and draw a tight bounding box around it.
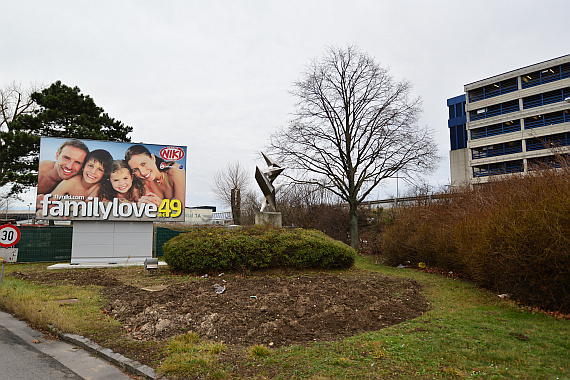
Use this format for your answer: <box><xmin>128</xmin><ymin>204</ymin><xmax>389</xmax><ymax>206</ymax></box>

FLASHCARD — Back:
<box><xmin>10</xmin><ymin>269</ymin><xmax>428</xmax><ymax>348</ymax></box>
<box><xmin>11</xmin><ymin>268</ymin><xmax>122</xmax><ymax>287</ymax></box>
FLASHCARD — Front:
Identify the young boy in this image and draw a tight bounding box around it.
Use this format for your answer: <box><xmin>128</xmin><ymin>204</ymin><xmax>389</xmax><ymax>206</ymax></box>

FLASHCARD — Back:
<box><xmin>49</xmin><ymin>149</ymin><xmax>113</xmax><ymax>199</ymax></box>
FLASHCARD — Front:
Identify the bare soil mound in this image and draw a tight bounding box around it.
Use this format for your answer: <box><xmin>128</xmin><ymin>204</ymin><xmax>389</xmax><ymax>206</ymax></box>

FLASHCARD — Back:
<box><xmin>11</xmin><ymin>269</ymin><xmax>429</xmax><ymax>347</ymax></box>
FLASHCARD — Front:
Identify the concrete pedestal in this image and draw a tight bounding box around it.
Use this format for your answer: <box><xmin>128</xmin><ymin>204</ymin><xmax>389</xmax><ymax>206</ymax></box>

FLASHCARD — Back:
<box><xmin>255</xmin><ymin>212</ymin><xmax>282</xmax><ymax>228</ymax></box>
<box><xmin>71</xmin><ymin>221</ymin><xmax>153</xmax><ymax>264</ymax></box>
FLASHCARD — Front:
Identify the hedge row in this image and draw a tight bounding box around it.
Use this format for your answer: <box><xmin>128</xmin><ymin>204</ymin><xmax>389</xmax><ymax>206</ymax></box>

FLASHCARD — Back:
<box><xmin>162</xmin><ymin>225</ymin><xmax>356</xmax><ymax>274</ymax></box>
<box><xmin>380</xmin><ymin>161</ymin><xmax>570</xmax><ymax>312</ymax></box>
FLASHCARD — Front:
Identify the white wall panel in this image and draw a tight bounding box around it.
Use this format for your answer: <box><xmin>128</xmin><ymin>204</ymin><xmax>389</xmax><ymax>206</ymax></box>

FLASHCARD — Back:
<box><xmin>71</xmin><ymin>221</ymin><xmax>153</xmax><ymax>264</ymax></box>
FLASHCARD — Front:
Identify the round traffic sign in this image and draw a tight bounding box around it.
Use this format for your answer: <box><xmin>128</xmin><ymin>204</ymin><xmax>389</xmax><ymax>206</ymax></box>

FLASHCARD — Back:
<box><xmin>0</xmin><ymin>224</ymin><xmax>21</xmax><ymax>248</ymax></box>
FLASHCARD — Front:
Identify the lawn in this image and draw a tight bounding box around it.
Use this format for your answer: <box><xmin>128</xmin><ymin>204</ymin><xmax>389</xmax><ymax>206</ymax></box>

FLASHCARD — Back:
<box><xmin>0</xmin><ymin>257</ymin><xmax>567</xmax><ymax>379</ymax></box>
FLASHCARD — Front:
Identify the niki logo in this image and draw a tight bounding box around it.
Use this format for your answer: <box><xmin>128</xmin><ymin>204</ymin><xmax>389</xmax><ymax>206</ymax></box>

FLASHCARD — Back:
<box><xmin>160</xmin><ymin>147</ymin><xmax>185</xmax><ymax>161</ymax></box>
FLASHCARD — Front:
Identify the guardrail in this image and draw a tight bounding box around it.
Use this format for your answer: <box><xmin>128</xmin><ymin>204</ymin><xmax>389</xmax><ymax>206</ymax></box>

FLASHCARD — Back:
<box><xmin>522</xmin><ymin>67</ymin><xmax>570</xmax><ymax>89</ymax></box>
<box><xmin>469</xmin><ymin>84</ymin><xmax>517</xmax><ymax>102</ymax></box>
<box><xmin>473</xmin><ymin>163</ymin><xmax>524</xmax><ymax>178</ymax></box>
<box><xmin>472</xmin><ymin>145</ymin><xmax>522</xmax><ymax>159</ymax></box>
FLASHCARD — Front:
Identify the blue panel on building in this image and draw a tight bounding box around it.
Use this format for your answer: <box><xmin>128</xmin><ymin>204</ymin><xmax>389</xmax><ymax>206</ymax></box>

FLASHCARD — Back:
<box><xmin>447</xmin><ymin>94</ymin><xmax>467</xmax><ymax>150</ymax></box>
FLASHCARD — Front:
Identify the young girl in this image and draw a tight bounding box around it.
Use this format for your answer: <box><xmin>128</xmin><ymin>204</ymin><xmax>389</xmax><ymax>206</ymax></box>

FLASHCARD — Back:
<box><xmin>98</xmin><ymin>160</ymin><xmax>161</xmax><ymax>205</ymax></box>
<box><xmin>50</xmin><ymin>149</ymin><xmax>113</xmax><ymax>199</ymax></box>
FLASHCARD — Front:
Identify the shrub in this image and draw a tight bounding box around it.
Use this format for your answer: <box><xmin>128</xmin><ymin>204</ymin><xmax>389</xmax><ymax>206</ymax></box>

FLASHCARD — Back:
<box><xmin>162</xmin><ymin>225</ymin><xmax>356</xmax><ymax>274</ymax></box>
<box><xmin>379</xmin><ymin>158</ymin><xmax>570</xmax><ymax>312</ymax></box>
<box><xmin>248</xmin><ymin>344</ymin><xmax>271</xmax><ymax>358</ymax></box>
<box><xmin>274</xmin><ymin>183</ymin><xmax>351</xmax><ymax>243</ymax></box>
<box><xmin>458</xmin><ymin>170</ymin><xmax>570</xmax><ymax>311</ymax></box>
<box><xmin>359</xmin><ymin>207</ymin><xmax>395</xmax><ymax>256</ymax></box>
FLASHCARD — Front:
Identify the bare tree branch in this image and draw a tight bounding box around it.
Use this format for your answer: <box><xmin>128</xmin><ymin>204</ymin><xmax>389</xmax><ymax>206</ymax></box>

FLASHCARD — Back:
<box><xmin>268</xmin><ymin>46</ymin><xmax>440</xmax><ymax>249</ymax></box>
<box><xmin>210</xmin><ymin>161</ymin><xmax>252</xmax><ymax>225</ymax></box>
<box><xmin>0</xmin><ymin>82</ymin><xmax>40</xmax><ymax>130</ymax></box>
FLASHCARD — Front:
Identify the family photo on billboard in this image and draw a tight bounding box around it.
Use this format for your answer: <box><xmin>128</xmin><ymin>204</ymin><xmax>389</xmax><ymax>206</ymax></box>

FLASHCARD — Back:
<box><xmin>37</xmin><ymin>137</ymin><xmax>187</xmax><ymax>222</ymax></box>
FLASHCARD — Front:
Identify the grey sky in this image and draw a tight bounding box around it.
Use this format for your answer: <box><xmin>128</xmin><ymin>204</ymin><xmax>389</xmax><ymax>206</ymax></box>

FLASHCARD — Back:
<box><xmin>2</xmin><ymin>0</ymin><xmax>568</xmax><ymax>209</ymax></box>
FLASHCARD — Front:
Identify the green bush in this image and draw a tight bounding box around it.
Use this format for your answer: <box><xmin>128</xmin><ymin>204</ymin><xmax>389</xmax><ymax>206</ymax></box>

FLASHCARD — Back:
<box><xmin>379</xmin><ymin>159</ymin><xmax>570</xmax><ymax>312</ymax></box>
<box><xmin>162</xmin><ymin>225</ymin><xmax>356</xmax><ymax>274</ymax></box>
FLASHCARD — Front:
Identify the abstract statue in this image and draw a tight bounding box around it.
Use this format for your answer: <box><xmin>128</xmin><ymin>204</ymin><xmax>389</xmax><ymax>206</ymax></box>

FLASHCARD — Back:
<box><xmin>255</xmin><ymin>152</ymin><xmax>285</xmax><ymax>212</ymax></box>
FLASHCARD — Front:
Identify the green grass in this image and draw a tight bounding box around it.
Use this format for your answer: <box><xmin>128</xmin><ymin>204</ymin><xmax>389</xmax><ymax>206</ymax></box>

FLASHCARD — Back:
<box><xmin>0</xmin><ymin>258</ymin><xmax>568</xmax><ymax>379</ymax></box>
<box><xmin>249</xmin><ymin>344</ymin><xmax>272</xmax><ymax>358</ymax></box>
<box><xmin>0</xmin><ymin>275</ymin><xmax>120</xmax><ymax>335</ymax></box>
<box><xmin>159</xmin><ymin>333</ymin><xmax>229</xmax><ymax>379</ymax></box>
<box><xmin>0</xmin><ymin>263</ymin><xmax>153</xmax><ymax>364</ymax></box>
<box><xmin>232</xmin><ymin>257</ymin><xmax>569</xmax><ymax>379</ymax></box>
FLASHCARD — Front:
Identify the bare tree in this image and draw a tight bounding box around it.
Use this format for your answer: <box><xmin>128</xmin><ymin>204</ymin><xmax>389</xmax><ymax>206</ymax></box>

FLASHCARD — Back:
<box><xmin>211</xmin><ymin>161</ymin><xmax>252</xmax><ymax>225</ymax></box>
<box><xmin>0</xmin><ymin>186</ymin><xmax>23</xmax><ymax>221</ymax></box>
<box><xmin>240</xmin><ymin>188</ymin><xmax>261</xmax><ymax>225</ymax></box>
<box><xmin>269</xmin><ymin>46</ymin><xmax>439</xmax><ymax>249</ymax></box>
<box><xmin>0</xmin><ymin>82</ymin><xmax>39</xmax><ymax>129</ymax></box>
<box><xmin>277</xmin><ymin>182</ymin><xmax>349</xmax><ymax>242</ymax></box>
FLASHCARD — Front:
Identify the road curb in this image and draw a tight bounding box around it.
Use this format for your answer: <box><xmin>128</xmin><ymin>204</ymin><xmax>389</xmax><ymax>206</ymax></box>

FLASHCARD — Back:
<box><xmin>58</xmin><ymin>332</ymin><xmax>159</xmax><ymax>379</ymax></box>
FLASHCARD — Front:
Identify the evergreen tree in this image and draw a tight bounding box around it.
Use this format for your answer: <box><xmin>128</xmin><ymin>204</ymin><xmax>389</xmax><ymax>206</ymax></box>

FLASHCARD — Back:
<box><xmin>0</xmin><ymin>81</ymin><xmax>132</xmax><ymax>194</ymax></box>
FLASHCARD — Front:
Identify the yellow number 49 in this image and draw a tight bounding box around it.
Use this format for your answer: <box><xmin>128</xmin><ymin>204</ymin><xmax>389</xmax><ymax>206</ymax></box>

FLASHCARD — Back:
<box><xmin>158</xmin><ymin>199</ymin><xmax>171</xmax><ymax>217</ymax></box>
<box><xmin>158</xmin><ymin>199</ymin><xmax>182</xmax><ymax>218</ymax></box>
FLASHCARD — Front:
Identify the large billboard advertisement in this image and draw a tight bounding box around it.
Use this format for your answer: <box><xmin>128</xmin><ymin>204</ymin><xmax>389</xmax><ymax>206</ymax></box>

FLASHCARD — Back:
<box><xmin>37</xmin><ymin>137</ymin><xmax>187</xmax><ymax>222</ymax></box>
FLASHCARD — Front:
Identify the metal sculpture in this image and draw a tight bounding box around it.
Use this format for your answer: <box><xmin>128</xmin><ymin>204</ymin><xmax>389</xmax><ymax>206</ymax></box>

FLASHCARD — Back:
<box><xmin>255</xmin><ymin>152</ymin><xmax>284</xmax><ymax>212</ymax></box>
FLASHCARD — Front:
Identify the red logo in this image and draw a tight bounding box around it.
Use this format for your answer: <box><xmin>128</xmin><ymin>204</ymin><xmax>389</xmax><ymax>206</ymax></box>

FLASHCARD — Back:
<box><xmin>160</xmin><ymin>147</ymin><xmax>185</xmax><ymax>161</ymax></box>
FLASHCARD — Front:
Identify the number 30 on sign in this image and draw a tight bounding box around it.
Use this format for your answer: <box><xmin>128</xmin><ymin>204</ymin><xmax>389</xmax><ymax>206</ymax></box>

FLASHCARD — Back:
<box><xmin>0</xmin><ymin>224</ymin><xmax>21</xmax><ymax>248</ymax></box>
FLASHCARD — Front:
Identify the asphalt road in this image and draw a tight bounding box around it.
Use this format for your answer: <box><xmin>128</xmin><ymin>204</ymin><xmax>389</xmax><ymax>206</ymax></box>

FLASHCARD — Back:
<box><xmin>0</xmin><ymin>310</ymin><xmax>132</xmax><ymax>380</ymax></box>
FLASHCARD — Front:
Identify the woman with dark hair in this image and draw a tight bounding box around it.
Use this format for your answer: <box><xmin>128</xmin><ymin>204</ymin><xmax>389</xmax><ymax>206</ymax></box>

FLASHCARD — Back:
<box><xmin>50</xmin><ymin>149</ymin><xmax>113</xmax><ymax>199</ymax></box>
<box><xmin>124</xmin><ymin>145</ymin><xmax>186</xmax><ymax>207</ymax></box>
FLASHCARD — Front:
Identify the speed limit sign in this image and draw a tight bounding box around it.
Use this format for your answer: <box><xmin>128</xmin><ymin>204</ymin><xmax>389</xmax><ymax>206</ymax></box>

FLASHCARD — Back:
<box><xmin>0</xmin><ymin>224</ymin><xmax>21</xmax><ymax>248</ymax></box>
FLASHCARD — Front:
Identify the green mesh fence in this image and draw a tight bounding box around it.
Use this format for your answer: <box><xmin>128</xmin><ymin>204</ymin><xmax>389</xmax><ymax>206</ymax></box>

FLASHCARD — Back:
<box><xmin>14</xmin><ymin>226</ymin><xmax>73</xmax><ymax>262</ymax></box>
<box><xmin>154</xmin><ymin>227</ymin><xmax>187</xmax><ymax>257</ymax></box>
<box><xmin>10</xmin><ymin>225</ymin><xmax>187</xmax><ymax>262</ymax></box>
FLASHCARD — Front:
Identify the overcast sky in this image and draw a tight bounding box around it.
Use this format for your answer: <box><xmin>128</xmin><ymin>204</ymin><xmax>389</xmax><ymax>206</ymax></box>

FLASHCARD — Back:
<box><xmin>2</xmin><ymin>0</ymin><xmax>568</xmax><ymax>210</ymax></box>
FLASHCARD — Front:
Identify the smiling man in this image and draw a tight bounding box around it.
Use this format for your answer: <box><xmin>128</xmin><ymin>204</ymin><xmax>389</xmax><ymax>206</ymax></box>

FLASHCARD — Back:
<box><xmin>37</xmin><ymin>139</ymin><xmax>90</xmax><ymax>195</ymax></box>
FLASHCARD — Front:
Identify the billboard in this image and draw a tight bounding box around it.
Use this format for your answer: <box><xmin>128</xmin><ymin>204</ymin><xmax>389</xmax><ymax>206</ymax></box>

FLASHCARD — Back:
<box><xmin>36</xmin><ymin>137</ymin><xmax>187</xmax><ymax>222</ymax></box>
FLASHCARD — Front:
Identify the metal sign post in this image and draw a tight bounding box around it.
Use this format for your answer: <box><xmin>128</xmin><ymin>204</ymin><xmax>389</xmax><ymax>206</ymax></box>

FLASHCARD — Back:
<box><xmin>0</xmin><ymin>224</ymin><xmax>21</xmax><ymax>284</ymax></box>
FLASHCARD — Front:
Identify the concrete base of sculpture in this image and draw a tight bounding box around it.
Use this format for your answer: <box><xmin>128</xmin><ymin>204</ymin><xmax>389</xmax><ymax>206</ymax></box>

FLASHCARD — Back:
<box><xmin>255</xmin><ymin>212</ymin><xmax>282</xmax><ymax>228</ymax></box>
